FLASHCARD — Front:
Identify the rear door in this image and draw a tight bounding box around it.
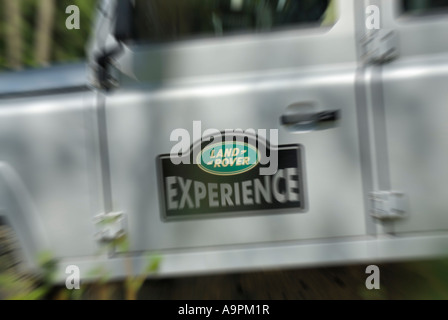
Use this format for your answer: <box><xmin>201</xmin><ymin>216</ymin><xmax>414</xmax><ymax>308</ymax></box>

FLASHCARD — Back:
<box><xmin>105</xmin><ymin>0</ymin><xmax>367</xmax><ymax>252</ymax></box>
<box><xmin>376</xmin><ymin>0</ymin><xmax>448</xmax><ymax>234</ymax></box>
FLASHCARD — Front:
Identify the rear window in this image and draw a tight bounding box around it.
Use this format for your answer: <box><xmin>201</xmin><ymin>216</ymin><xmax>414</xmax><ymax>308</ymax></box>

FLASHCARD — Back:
<box><xmin>402</xmin><ymin>0</ymin><xmax>448</xmax><ymax>15</ymax></box>
<box><xmin>132</xmin><ymin>0</ymin><xmax>337</xmax><ymax>43</ymax></box>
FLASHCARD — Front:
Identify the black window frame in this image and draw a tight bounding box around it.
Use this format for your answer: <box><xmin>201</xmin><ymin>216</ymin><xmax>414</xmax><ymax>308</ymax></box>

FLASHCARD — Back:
<box><xmin>123</xmin><ymin>0</ymin><xmax>339</xmax><ymax>45</ymax></box>
<box><xmin>400</xmin><ymin>0</ymin><xmax>448</xmax><ymax>17</ymax></box>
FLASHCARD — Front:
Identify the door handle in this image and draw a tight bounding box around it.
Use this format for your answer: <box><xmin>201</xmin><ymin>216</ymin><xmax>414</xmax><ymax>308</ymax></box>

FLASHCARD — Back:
<box><xmin>280</xmin><ymin>110</ymin><xmax>340</xmax><ymax>132</ymax></box>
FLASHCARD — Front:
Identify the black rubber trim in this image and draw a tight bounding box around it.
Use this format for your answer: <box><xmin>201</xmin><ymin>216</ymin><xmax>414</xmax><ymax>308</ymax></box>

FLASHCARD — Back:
<box><xmin>0</xmin><ymin>85</ymin><xmax>90</xmax><ymax>100</ymax></box>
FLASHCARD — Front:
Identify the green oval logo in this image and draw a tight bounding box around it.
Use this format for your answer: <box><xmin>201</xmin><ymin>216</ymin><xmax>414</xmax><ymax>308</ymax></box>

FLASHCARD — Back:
<box><xmin>197</xmin><ymin>141</ymin><xmax>260</xmax><ymax>176</ymax></box>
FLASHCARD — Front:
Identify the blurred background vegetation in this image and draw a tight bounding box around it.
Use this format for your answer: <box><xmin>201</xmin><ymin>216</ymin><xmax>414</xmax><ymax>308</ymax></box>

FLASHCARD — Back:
<box><xmin>0</xmin><ymin>0</ymin><xmax>97</xmax><ymax>71</ymax></box>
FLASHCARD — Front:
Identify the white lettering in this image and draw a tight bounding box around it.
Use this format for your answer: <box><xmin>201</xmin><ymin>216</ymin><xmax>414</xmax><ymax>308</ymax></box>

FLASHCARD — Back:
<box><xmin>170</xmin><ymin>122</ymin><xmax>278</xmax><ymax>175</ymax></box>
<box><xmin>194</xmin><ymin>181</ymin><xmax>207</xmax><ymax>208</ymax></box>
<box><xmin>286</xmin><ymin>168</ymin><xmax>300</xmax><ymax>201</ymax></box>
<box><xmin>65</xmin><ymin>265</ymin><xmax>80</xmax><ymax>290</ymax></box>
<box><xmin>166</xmin><ymin>177</ymin><xmax>178</xmax><ymax>210</ymax></box>
<box><xmin>242</xmin><ymin>181</ymin><xmax>254</xmax><ymax>205</ymax></box>
<box><xmin>170</xmin><ymin>128</ymin><xmax>190</xmax><ymax>164</ymax></box>
<box><xmin>178</xmin><ymin>178</ymin><xmax>194</xmax><ymax>209</ymax></box>
<box><xmin>208</xmin><ymin>183</ymin><xmax>219</xmax><ymax>207</ymax></box>
<box><xmin>65</xmin><ymin>5</ymin><xmax>80</xmax><ymax>30</ymax></box>
<box><xmin>272</xmin><ymin>169</ymin><xmax>286</xmax><ymax>203</ymax></box>
<box><xmin>366</xmin><ymin>5</ymin><xmax>380</xmax><ymax>30</ymax></box>
<box><xmin>365</xmin><ymin>265</ymin><xmax>381</xmax><ymax>289</ymax></box>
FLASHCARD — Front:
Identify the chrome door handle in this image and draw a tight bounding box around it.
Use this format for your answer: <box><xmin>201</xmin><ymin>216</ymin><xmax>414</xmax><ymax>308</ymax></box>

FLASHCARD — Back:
<box><xmin>280</xmin><ymin>110</ymin><xmax>340</xmax><ymax>132</ymax></box>
<box><xmin>281</xmin><ymin>110</ymin><xmax>340</xmax><ymax>126</ymax></box>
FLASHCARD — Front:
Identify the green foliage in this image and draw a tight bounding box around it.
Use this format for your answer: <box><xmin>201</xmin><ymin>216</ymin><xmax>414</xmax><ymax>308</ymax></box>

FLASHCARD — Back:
<box><xmin>52</xmin><ymin>0</ymin><xmax>97</xmax><ymax>64</ymax></box>
<box><xmin>0</xmin><ymin>250</ymin><xmax>58</xmax><ymax>300</ymax></box>
<box><xmin>125</xmin><ymin>253</ymin><xmax>162</xmax><ymax>300</ymax></box>
<box><xmin>0</xmin><ymin>0</ymin><xmax>97</xmax><ymax>70</ymax></box>
<box><xmin>321</xmin><ymin>0</ymin><xmax>337</xmax><ymax>26</ymax></box>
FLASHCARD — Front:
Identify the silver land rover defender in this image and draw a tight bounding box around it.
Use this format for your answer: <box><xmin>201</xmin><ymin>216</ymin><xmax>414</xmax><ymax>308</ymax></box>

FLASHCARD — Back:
<box><xmin>1</xmin><ymin>0</ymin><xmax>448</xmax><ymax>284</ymax></box>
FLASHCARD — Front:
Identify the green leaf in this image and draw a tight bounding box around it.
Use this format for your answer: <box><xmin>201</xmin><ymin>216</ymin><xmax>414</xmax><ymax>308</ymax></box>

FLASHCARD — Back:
<box><xmin>145</xmin><ymin>255</ymin><xmax>162</xmax><ymax>274</ymax></box>
<box><xmin>10</xmin><ymin>286</ymin><xmax>49</xmax><ymax>300</ymax></box>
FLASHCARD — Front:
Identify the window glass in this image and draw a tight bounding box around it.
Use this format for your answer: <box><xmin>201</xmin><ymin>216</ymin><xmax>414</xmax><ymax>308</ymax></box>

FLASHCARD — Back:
<box><xmin>133</xmin><ymin>0</ymin><xmax>337</xmax><ymax>43</ymax></box>
<box><xmin>402</xmin><ymin>0</ymin><xmax>448</xmax><ymax>14</ymax></box>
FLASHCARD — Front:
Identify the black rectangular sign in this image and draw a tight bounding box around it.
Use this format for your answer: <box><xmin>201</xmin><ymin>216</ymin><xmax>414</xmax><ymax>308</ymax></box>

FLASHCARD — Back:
<box><xmin>157</xmin><ymin>144</ymin><xmax>306</xmax><ymax>221</ymax></box>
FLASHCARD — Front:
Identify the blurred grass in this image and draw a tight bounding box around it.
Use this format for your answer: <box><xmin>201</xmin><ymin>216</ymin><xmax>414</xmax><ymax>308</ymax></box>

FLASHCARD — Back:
<box><xmin>36</xmin><ymin>258</ymin><xmax>448</xmax><ymax>300</ymax></box>
<box><xmin>3</xmin><ymin>254</ymin><xmax>448</xmax><ymax>300</ymax></box>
